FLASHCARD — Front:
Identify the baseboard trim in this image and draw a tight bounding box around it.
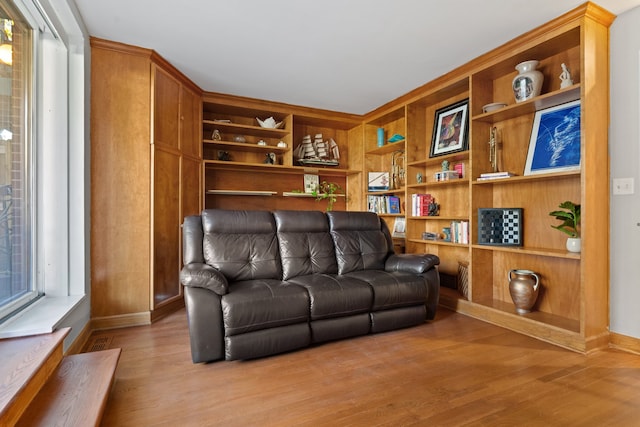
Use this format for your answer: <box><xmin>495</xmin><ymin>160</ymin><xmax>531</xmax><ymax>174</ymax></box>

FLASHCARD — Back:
<box><xmin>151</xmin><ymin>298</ymin><xmax>185</xmax><ymax>323</ymax></box>
<box><xmin>91</xmin><ymin>312</ymin><xmax>152</xmax><ymax>331</ymax></box>
<box><xmin>609</xmin><ymin>332</ymin><xmax>640</xmax><ymax>355</ymax></box>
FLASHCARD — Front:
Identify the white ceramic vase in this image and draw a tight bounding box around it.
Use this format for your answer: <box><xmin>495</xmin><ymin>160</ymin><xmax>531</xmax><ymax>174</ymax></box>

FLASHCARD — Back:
<box><xmin>566</xmin><ymin>237</ymin><xmax>581</xmax><ymax>253</ymax></box>
<box><xmin>512</xmin><ymin>60</ymin><xmax>544</xmax><ymax>103</ymax></box>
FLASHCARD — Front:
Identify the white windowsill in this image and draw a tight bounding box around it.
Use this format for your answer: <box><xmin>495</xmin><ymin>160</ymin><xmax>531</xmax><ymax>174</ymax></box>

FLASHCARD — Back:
<box><xmin>0</xmin><ymin>295</ymin><xmax>85</xmax><ymax>339</ymax></box>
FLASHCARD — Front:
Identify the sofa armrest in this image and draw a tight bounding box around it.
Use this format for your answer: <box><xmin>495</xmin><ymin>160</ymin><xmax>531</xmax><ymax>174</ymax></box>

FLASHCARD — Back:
<box><xmin>180</xmin><ymin>263</ymin><xmax>229</xmax><ymax>295</ymax></box>
<box><xmin>385</xmin><ymin>253</ymin><xmax>440</xmax><ymax>274</ymax></box>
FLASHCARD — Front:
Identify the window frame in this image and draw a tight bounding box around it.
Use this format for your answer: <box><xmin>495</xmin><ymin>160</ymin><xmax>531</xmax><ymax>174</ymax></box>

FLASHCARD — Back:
<box><xmin>0</xmin><ymin>0</ymin><xmax>90</xmax><ymax>344</ymax></box>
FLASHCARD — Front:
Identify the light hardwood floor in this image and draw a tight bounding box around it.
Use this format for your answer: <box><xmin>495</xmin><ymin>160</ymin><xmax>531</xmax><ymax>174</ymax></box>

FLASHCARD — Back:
<box><xmin>89</xmin><ymin>308</ymin><xmax>640</xmax><ymax>426</ymax></box>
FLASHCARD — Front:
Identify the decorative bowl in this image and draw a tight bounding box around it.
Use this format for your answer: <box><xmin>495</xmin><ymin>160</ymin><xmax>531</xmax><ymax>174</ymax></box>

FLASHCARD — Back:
<box><xmin>482</xmin><ymin>102</ymin><xmax>507</xmax><ymax>113</ymax></box>
<box><xmin>256</xmin><ymin>116</ymin><xmax>284</xmax><ymax>129</ymax></box>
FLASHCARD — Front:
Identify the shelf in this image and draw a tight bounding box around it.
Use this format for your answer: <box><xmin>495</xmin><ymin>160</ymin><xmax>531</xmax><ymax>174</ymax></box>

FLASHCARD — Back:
<box><xmin>471</xmin><ymin>244</ymin><xmax>580</xmax><ymax>260</ymax></box>
<box><xmin>407</xmin><ymin>151</ymin><xmax>469</xmax><ymax>168</ymax></box>
<box><xmin>282</xmin><ymin>192</ymin><xmax>314</xmax><ymax>197</ymax></box>
<box><xmin>439</xmin><ymin>287</ymin><xmax>580</xmax><ymax>334</ymax></box>
<box><xmin>203</xmin><ymin>120</ymin><xmax>289</xmax><ymax>138</ymax></box>
<box><xmin>204</xmin><ymin>139</ymin><xmax>290</xmax><ymax>152</ymax></box>
<box><xmin>471</xmin><ymin>170</ymin><xmax>579</xmax><ymax>185</ymax></box>
<box><xmin>293</xmin><ymin>114</ymin><xmax>361</xmax><ymax>130</ymax></box>
<box><xmin>365</xmin><ymin>143</ymin><xmax>406</xmax><ymax>156</ymax></box>
<box><xmin>472</xmin><ymin>85</ymin><xmax>581</xmax><ymax>123</ymax></box>
<box><xmin>366</xmin><ymin>188</ymin><xmax>404</xmax><ymax>195</ymax></box>
<box><xmin>204</xmin><ymin>160</ymin><xmax>360</xmax><ymax>176</ymax></box>
<box><xmin>282</xmin><ymin>192</ymin><xmax>345</xmax><ymax>198</ymax></box>
<box><xmin>407</xmin><ymin>238</ymin><xmax>468</xmax><ymax>247</ymax></box>
<box><xmin>366</xmin><ymin>106</ymin><xmax>406</xmax><ymax>126</ymax></box>
<box><xmin>408</xmin><ymin>178</ymin><xmax>469</xmax><ymax>188</ymax></box>
<box><xmin>408</xmin><ymin>215</ymin><xmax>469</xmax><ymax>221</ymax></box>
<box><xmin>206</xmin><ymin>190</ymin><xmax>277</xmax><ymax>196</ymax></box>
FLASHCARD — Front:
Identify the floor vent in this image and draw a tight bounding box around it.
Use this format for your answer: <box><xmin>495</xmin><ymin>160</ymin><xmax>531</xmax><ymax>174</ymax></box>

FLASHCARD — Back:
<box><xmin>85</xmin><ymin>335</ymin><xmax>113</xmax><ymax>352</ymax></box>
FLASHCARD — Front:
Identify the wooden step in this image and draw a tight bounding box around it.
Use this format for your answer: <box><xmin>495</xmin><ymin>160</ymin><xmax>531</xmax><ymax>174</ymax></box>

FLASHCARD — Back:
<box><xmin>16</xmin><ymin>348</ymin><xmax>121</xmax><ymax>427</ymax></box>
<box><xmin>0</xmin><ymin>328</ymin><xmax>70</xmax><ymax>426</ymax></box>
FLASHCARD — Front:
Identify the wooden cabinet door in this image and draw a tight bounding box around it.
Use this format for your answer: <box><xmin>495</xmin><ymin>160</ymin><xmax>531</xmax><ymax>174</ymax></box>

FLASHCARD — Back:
<box><xmin>153</xmin><ymin>66</ymin><xmax>180</xmax><ymax>150</ymax></box>
<box><xmin>90</xmin><ymin>43</ymin><xmax>152</xmax><ymax>319</ymax></box>
<box><xmin>181</xmin><ymin>156</ymin><xmax>201</xmax><ymax>219</ymax></box>
<box><xmin>152</xmin><ymin>146</ymin><xmax>181</xmax><ymax>308</ymax></box>
<box><xmin>180</xmin><ymin>86</ymin><xmax>201</xmax><ymax>158</ymax></box>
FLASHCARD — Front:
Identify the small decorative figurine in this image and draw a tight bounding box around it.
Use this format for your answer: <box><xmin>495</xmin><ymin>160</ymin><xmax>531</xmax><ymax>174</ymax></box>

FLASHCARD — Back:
<box><xmin>212</xmin><ymin>129</ymin><xmax>222</xmax><ymax>140</ymax></box>
<box><xmin>428</xmin><ymin>199</ymin><xmax>440</xmax><ymax>216</ymax></box>
<box><xmin>264</xmin><ymin>152</ymin><xmax>276</xmax><ymax>164</ymax></box>
<box><xmin>559</xmin><ymin>63</ymin><xmax>573</xmax><ymax>89</ymax></box>
<box><xmin>441</xmin><ymin>160</ymin><xmax>450</xmax><ymax>171</ymax></box>
<box><xmin>218</xmin><ymin>151</ymin><xmax>231</xmax><ymax>161</ymax></box>
<box><xmin>442</xmin><ymin>227</ymin><xmax>451</xmax><ymax>242</ymax></box>
<box><xmin>489</xmin><ymin>126</ymin><xmax>498</xmax><ymax>173</ymax></box>
<box><xmin>416</xmin><ymin>172</ymin><xmax>423</xmax><ymax>184</ymax></box>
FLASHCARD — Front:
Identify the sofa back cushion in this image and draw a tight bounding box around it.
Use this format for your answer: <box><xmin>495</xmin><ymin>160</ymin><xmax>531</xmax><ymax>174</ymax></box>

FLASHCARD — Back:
<box><xmin>201</xmin><ymin>209</ymin><xmax>281</xmax><ymax>281</ymax></box>
<box><xmin>182</xmin><ymin>215</ymin><xmax>205</xmax><ymax>265</ymax></box>
<box><xmin>327</xmin><ymin>211</ymin><xmax>391</xmax><ymax>275</ymax></box>
<box><xmin>274</xmin><ymin>210</ymin><xmax>338</xmax><ymax>280</ymax></box>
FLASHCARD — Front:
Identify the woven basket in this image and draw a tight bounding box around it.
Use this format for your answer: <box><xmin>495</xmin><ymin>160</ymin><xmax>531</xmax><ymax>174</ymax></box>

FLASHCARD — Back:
<box><xmin>457</xmin><ymin>261</ymin><xmax>469</xmax><ymax>300</ymax></box>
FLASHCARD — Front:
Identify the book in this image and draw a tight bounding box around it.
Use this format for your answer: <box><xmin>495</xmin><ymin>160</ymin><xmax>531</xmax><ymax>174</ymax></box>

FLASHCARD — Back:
<box><xmin>477</xmin><ymin>175</ymin><xmax>516</xmax><ymax>181</ymax></box>
<box><xmin>449</xmin><ymin>220</ymin><xmax>469</xmax><ymax>244</ymax></box>
<box><xmin>411</xmin><ymin>193</ymin><xmax>433</xmax><ymax>216</ymax></box>
<box><xmin>454</xmin><ymin>162</ymin><xmax>465</xmax><ymax>178</ymax></box>
<box><xmin>388</xmin><ymin>196</ymin><xmax>401</xmax><ymax>214</ymax></box>
<box><xmin>304</xmin><ymin>174</ymin><xmax>319</xmax><ymax>193</ymax></box>
<box><xmin>367</xmin><ymin>194</ymin><xmax>401</xmax><ymax>215</ymax></box>
<box><xmin>478</xmin><ymin>171</ymin><xmax>516</xmax><ymax>180</ymax></box>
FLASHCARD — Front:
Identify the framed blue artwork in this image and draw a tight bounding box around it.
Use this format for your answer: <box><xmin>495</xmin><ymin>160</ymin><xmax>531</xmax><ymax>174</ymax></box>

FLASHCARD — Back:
<box><xmin>524</xmin><ymin>99</ymin><xmax>581</xmax><ymax>175</ymax></box>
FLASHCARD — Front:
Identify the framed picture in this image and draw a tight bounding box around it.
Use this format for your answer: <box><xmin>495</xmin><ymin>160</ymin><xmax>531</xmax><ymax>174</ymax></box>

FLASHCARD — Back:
<box><xmin>524</xmin><ymin>100</ymin><xmax>581</xmax><ymax>175</ymax></box>
<box><xmin>392</xmin><ymin>217</ymin><xmax>406</xmax><ymax>238</ymax></box>
<box><xmin>429</xmin><ymin>99</ymin><xmax>469</xmax><ymax>158</ymax></box>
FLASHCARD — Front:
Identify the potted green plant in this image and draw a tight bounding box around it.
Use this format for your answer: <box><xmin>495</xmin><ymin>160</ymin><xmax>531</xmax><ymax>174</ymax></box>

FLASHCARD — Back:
<box><xmin>312</xmin><ymin>181</ymin><xmax>342</xmax><ymax>211</ymax></box>
<box><xmin>549</xmin><ymin>201</ymin><xmax>581</xmax><ymax>252</ymax></box>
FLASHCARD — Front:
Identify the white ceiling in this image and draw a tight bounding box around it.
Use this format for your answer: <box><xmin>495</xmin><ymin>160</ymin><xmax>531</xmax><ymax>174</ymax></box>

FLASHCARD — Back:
<box><xmin>72</xmin><ymin>0</ymin><xmax>640</xmax><ymax>115</ymax></box>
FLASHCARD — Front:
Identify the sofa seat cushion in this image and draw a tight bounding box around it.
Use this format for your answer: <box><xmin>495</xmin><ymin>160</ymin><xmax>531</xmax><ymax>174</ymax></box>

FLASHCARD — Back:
<box><xmin>344</xmin><ymin>270</ymin><xmax>427</xmax><ymax>311</ymax></box>
<box><xmin>221</xmin><ymin>279</ymin><xmax>310</xmax><ymax>336</ymax></box>
<box><xmin>287</xmin><ymin>274</ymin><xmax>373</xmax><ymax>321</ymax></box>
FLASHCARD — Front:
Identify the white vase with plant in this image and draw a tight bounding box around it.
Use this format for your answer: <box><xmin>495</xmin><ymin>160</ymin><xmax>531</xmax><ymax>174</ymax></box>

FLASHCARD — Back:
<box><xmin>549</xmin><ymin>201</ymin><xmax>581</xmax><ymax>253</ymax></box>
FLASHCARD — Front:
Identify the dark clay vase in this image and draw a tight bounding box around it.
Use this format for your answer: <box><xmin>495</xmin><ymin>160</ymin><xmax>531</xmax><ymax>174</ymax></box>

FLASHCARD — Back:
<box><xmin>508</xmin><ymin>269</ymin><xmax>540</xmax><ymax>314</ymax></box>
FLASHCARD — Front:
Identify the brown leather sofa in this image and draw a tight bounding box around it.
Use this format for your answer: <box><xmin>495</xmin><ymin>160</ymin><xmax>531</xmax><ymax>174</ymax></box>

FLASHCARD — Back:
<box><xmin>180</xmin><ymin>209</ymin><xmax>440</xmax><ymax>363</ymax></box>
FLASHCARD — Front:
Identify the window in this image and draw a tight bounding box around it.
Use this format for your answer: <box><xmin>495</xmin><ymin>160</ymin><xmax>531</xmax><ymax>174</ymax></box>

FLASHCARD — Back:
<box><xmin>0</xmin><ymin>0</ymin><xmax>88</xmax><ymax>337</ymax></box>
<box><xmin>0</xmin><ymin>0</ymin><xmax>36</xmax><ymax>320</ymax></box>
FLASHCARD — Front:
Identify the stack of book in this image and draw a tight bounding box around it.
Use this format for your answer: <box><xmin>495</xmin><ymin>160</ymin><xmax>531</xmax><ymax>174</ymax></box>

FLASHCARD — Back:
<box><xmin>450</xmin><ymin>220</ymin><xmax>469</xmax><ymax>244</ymax></box>
<box><xmin>411</xmin><ymin>193</ymin><xmax>433</xmax><ymax>216</ymax></box>
<box><xmin>477</xmin><ymin>171</ymin><xmax>517</xmax><ymax>181</ymax></box>
<box><xmin>368</xmin><ymin>194</ymin><xmax>401</xmax><ymax>214</ymax></box>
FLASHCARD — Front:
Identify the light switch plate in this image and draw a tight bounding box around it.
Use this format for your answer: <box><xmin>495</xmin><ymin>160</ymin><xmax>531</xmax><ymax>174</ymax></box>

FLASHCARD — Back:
<box><xmin>613</xmin><ymin>177</ymin><xmax>634</xmax><ymax>195</ymax></box>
